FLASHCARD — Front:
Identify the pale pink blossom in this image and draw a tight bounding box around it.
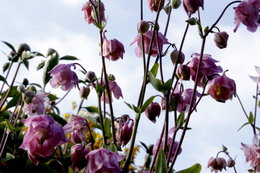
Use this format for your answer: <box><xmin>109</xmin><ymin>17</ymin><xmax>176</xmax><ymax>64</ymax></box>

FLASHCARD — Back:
<box><xmin>82</xmin><ymin>0</ymin><xmax>106</xmax><ymax>24</ymax></box>
<box><xmin>101</xmin><ymin>80</ymin><xmax>123</xmax><ymax>103</ymax></box>
<box><xmin>249</xmin><ymin>65</ymin><xmax>260</xmax><ymax>83</ymax></box>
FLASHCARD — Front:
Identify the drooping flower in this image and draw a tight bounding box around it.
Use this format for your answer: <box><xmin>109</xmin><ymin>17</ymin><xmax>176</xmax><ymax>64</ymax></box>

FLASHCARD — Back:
<box><xmin>49</xmin><ymin>64</ymin><xmax>79</xmax><ymax>91</ymax></box>
<box><xmin>177</xmin><ymin>88</ymin><xmax>200</xmax><ymax>112</ymax></box>
<box><xmin>131</xmin><ymin>30</ymin><xmax>168</xmax><ymax>57</ymax></box>
<box><xmin>71</xmin><ymin>144</ymin><xmax>89</xmax><ymax>172</ymax></box>
<box><xmin>233</xmin><ymin>1</ymin><xmax>259</xmax><ymax>32</ymax></box>
<box><xmin>207</xmin><ymin>74</ymin><xmax>236</xmax><ymax>102</ymax></box>
<box><xmin>63</xmin><ymin>115</ymin><xmax>88</xmax><ymax>143</ymax></box>
<box><xmin>145</xmin><ymin>102</ymin><xmax>161</xmax><ymax>123</ymax></box>
<box><xmin>249</xmin><ymin>65</ymin><xmax>260</xmax><ymax>83</ymax></box>
<box><xmin>82</xmin><ymin>0</ymin><xmax>106</xmax><ymax>25</ymax></box>
<box><xmin>187</xmin><ymin>53</ymin><xmax>223</xmax><ymax>87</ymax></box>
<box><xmin>207</xmin><ymin>157</ymin><xmax>227</xmax><ymax>172</ymax></box>
<box><xmin>20</xmin><ymin>115</ymin><xmax>68</xmax><ymax>164</ymax></box>
<box><xmin>148</xmin><ymin>0</ymin><xmax>165</xmax><ymax>12</ymax></box>
<box><xmin>101</xmin><ymin>80</ymin><xmax>123</xmax><ymax>103</ymax></box>
<box><xmin>85</xmin><ymin>148</ymin><xmax>124</xmax><ymax>173</ymax></box>
<box><xmin>249</xmin><ymin>0</ymin><xmax>260</xmax><ymax>11</ymax></box>
<box><xmin>183</xmin><ymin>0</ymin><xmax>204</xmax><ymax>14</ymax></box>
<box><xmin>102</xmin><ymin>33</ymin><xmax>125</xmax><ymax>61</ymax></box>
<box><xmin>241</xmin><ymin>135</ymin><xmax>260</xmax><ymax>171</ymax></box>
<box><xmin>214</xmin><ymin>31</ymin><xmax>229</xmax><ymax>49</ymax></box>
<box><xmin>177</xmin><ymin>64</ymin><xmax>190</xmax><ymax>81</ymax></box>
<box><xmin>116</xmin><ymin>114</ymin><xmax>134</xmax><ymax>146</ymax></box>
<box><xmin>23</xmin><ymin>91</ymin><xmax>49</xmax><ymax>116</ymax></box>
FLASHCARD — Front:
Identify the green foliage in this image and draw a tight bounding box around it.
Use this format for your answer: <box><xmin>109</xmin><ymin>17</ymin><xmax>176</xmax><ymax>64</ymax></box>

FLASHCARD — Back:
<box><xmin>42</xmin><ymin>52</ymin><xmax>59</xmax><ymax>87</ymax></box>
<box><xmin>155</xmin><ymin>150</ymin><xmax>168</xmax><ymax>173</ymax></box>
<box><xmin>176</xmin><ymin>163</ymin><xmax>202</xmax><ymax>173</ymax></box>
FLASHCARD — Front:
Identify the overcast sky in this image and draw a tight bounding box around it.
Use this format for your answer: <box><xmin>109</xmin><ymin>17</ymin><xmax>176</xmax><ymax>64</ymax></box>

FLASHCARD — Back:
<box><xmin>0</xmin><ymin>0</ymin><xmax>259</xmax><ymax>172</ymax></box>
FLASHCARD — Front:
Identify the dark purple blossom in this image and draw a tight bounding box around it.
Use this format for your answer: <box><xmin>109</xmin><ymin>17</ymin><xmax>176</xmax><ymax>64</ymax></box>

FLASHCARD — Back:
<box><xmin>116</xmin><ymin>115</ymin><xmax>134</xmax><ymax>146</ymax></box>
<box><xmin>71</xmin><ymin>144</ymin><xmax>89</xmax><ymax>172</ymax></box>
<box><xmin>183</xmin><ymin>0</ymin><xmax>204</xmax><ymax>14</ymax></box>
<box><xmin>145</xmin><ymin>102</ymin><xmax>161</xmax><ymax>123</ymax></box>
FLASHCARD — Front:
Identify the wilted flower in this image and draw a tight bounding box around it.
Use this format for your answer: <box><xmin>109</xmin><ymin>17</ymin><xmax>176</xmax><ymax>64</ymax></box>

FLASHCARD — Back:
<box><xmin>148</xmin><ymin>0</ymin><xmax>165</xmax><ymax>12</ymax></box>
<box><xmin>234</xmin><ymin>1</ymin><xmax>259</xmax><ymax>32</ymax></box>
<box><xmin>249</xmin><ymin>65</ymin><xmax>260</xmax><ymax>83</ymax></box>
<box><xmin>116</xmin><ymin>115</ymin><xmax>134</xmax><ymax>146</ymax></box>
<box><xmin>241</xmin><ymin>135</ymin><xmax>260</xmax><ymax>171</ymax></box>
<box><xmin>71</xmin><ymin>144</ymin><xmax>89</xmax><ymax>172</ymax></box>
<box><xmin>63</xmin><ymin>115</ymin><xmax>88</xmax><ymax>143</ymax></box>
<box><xmin>80</xmin><ymin>86</ymin><xmax>90</xmax><ymax>99</ymax></box>
<box><xmin>207</xmin><ymin>74</ymin><xmax>236</xmax><ymax>102</ymax></box>
<box><xmin>50</xmin><ymin>64</ymin><xmax>79</xmax><ymax>91</ymax></box>
<box><xmin>101</xmin><ymin>80</ymin><xmax>123</xmax><ymax>103</ymax></box>
<box><xmin>85</xmin><ymin>148</ymin><xmax>124</xmax><ymax>173</ymax></box>
<box><xmin>187</xmin><ymin>53</ymin><xmax>223</xmax><ymax>87</ymax></box>
<box><xmin>207</xmin><ymin>157</ymin><xmax>227</xmax><ymax>172</ymax></box>
<box><xmin>102</xmin><ymin>33</ymin><xmax>125</xmax><ymax>61</ymax></box>
<box><xmin>214</xmin><ymin>31</ymin><xmax>229</xmax><ymax>49</ymax></box>
<box><xmin>153</xmin><ymin>137</ymin><xmax>182</xmax><ymax>162</ymax></box>
<box><xmin>20</xmin><ymin>115</ymin><xmax>68</xmax><ymax>164</ymax></box>
<box><xmin>23</xmin><ymin>91</ymin><xmax>49</xmax><ymax>116</ymax></box>
<box><xmin>131</xmin><ymin>30</ymin><xmax>168</xmax><ymax>57</ymax></box>
<box><xmin>82</xmin><ymin>0</ymin><xmax>106</xmax><ymax>25</ymax></box>
<box><xmin>145</xmin><ymin>102</ymin><xmax>161</xmax><ymax>123</ymax></box>
<box><xmin>183</xmin><ymin>0</ymin><xmax>204</xmax><ymax>14</ymax></box>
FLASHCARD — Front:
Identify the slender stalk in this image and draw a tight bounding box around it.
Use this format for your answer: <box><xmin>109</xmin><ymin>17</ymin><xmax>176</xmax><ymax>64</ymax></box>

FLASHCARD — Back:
<box><xmin>0</xmin><ymin>61</ymin><xmax>13</xmax><ymax>93</ymax></box>
<box><xmin>55</xmin><ymin>89</ymin><xmax>71</xmax><ymax>106</ymax></box>
<box><xmin>253</xmin><ymin>84</ymin><xmax>258</xmax><ymax>134</ymax></box>
<box><xmin>97</xmin><ymin>95</ymin><xmax>107</xmax><ymax>145</ymax></box>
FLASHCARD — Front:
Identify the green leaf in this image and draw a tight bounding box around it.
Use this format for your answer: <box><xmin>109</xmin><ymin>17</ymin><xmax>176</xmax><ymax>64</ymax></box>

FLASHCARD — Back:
<box><xmin>49</xmin><ymin>113</ymin><xmax>67</xmax><ymax>126</ymax></box>
<box><xmin>2</xmin><ymin>41</ymin><xmax>16</xmax><ymax>52</ymax></box>
<box><xmin>104</xmin><ymin>118</ymin><xmax>112</xmax><ymax>139</ymax></box>
<box><xmin>140</xmin><ymin>96</ymin><xmax>156</xmax><ymax>113</ymax></box>
<box><xmin>0</xmin><ymin>75</ymin><xmax>8</xmax><ymax>85</ymax></box>
<box><xmin>60</xmin><ymin>55</ymin><xmax>79</xmax><ymax>61</ymax></box>
<box><xmin>148</xmin><ymin>71</ymin><xmax>163</xmax><ymax>92</ymax></box>
<box><xmin>155</xmin><ymin>150</ymin><xmax>167</xmax><ymax>173</ymax></box>
<box><xmin>22</xmin><ymin>58</ymin><xmax>29</xmax><ymax>70</ymax></box>
<box><xmin>30</xmin><ymin>82</ymin><xmax>43</xmax><ymax>89</ymax></box>
<box><xmin>1</xmin><ymin>153</ymin><xmax>15</xmax><ymax>162</ymax></box>
<box><xmin>177</xmin><ymin>112</ymin><xmax>185</xmax><ymax>128</ymax></box>
<box><xmin>140</xmin><ymin>141</ymin><xmax>149</xmax><ymax>152</ymax></box>
<box><xmin>43</xmin><ymin>52</ymin><xmax>59</xmax><ymax>87</ymax></box>
<box><xmin>85</xmin><ymin>106</ymin><xmax>99</xmax><ymax>113</ymax></box>
<box><xmin>133</xmin><ymin>105</ymin><xmax>141</xmax><ymax>113</ymax></box>
<box><xmin>5</xmin><ymin>119</ymin><xmax>15</xmax><ymax>132</ymax></box>
<box><xmin>163</xmin><ymin>79</ymin><xmax>173</xmax><ymax>91</ymax></box>
<box><xmin>95</xmin><ymin>84</ymin><xmax>105</xmax><ymax>96</ymax></box>
<box><xmin>5</xmin><ymin>93</ymin><xmax>21</xmax><ymax>110</ymax></box>
<box><xmin>48</xmin><ymin>94</ymin><xmax>59</xmax><ymax>101</ymax></box>
<box><xmin>2</xmin><ymin>62</ymin><xmax>10</xmax><ymax>73</ymax></box>
<box><xmin>248</xmin><ymin>112</ymin><xmax>254</xmax><ymax>123</ymax></box>
<box><xmin>32</xmin><ymin>51</ymin><xmax>45</xmax><ymax>57</ymax></box>
<box><xmin>176</xmin><ymin>163</ymin><xmax>201</xmax><ymax>173</ymax></box>
<box><xmin>186</xmin><ymin>17</ymin><xmax>197</xmax><ymax>25</ymax></box>
<box><xmin>103</xmin><ymin>143</ymin><xmax>118</xmax><ymax>153</ymax></box>
<box><xmin>151</xmin><ymin>63</ymin><xmax>159</xmax><ymax>77</ymax></box>
<box><xmin>37</xmin><ymin>60</ymin><xmax>46</xmax><ymax>70</ymax></box>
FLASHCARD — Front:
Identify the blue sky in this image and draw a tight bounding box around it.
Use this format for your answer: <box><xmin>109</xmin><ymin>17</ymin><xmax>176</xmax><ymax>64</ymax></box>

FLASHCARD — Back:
<box><xmin>0</xmin><ymin>0</ymin><xmax>259</xmax><ymax>172</ymax></box>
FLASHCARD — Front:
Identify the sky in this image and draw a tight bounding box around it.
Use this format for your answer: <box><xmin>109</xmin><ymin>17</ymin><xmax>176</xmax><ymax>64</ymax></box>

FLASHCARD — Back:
<box><xmin>0</xmin><ymin>0</ymin><xmax>259</xmax><ymax>172</ymax></box>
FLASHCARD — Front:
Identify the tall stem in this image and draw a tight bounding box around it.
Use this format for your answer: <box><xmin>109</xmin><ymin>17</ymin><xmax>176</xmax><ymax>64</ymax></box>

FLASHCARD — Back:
<box><xmin>0</xmin><ymin>61</ymin><xmax>13</xmax><ymax>93</ymax></box>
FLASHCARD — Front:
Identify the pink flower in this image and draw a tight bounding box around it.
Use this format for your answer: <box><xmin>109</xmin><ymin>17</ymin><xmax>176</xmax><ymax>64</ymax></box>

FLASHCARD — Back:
<box><xmin>116</xmin><ymin>115</ymin><xmax>134</xmax><ymax>146</ymax></box>
<box><xmin>82</xmin><ymin>0</ymin><xmax>106</xmax><ymax>25</ymax></box>
<box><xmin>183</xmin><ymin>0</ymin><xmax>204</xmax><ymax>14</ymax></box>
<box><xmin>102</xmin><ymin>33</ymin><xmax>125</xmax><ymax>61</ymax></box>
<box><xmin>207</xmin><ymin>74</ymin><xmax>236</xmax><ymax>102</ymax></box>
<box><xmin>23</xmin><ymin>91</ymin><xmax>49</xmax><ymax>116</ymax></box>
<box><xmin>187</xmin><ymin>53</ymin><xmax>223</xmax><ymax>87</ymax></box>
<box><xmin>85</xmin><ymin>148</ymin><xmax>124</xmax><ymax>173</ymax></box>
<box><xmin>249</xmin><ymin>65</ymin><xmax>260</xmax><ymax>83</ymax></box>
<box><xmin>63</xmin><ymin>115</ymin><xmax>88</xmax><ymax>143</ymax></box>
<box><xmin>249</xmin><ymin>0</ymin><xmax>260</xmax><ymax>11</ymax></box>
<box><xmin>131</xmin><ymin>30</ymin><xmax>168</xmax><ymax>57</ymax></box>
<box><xmin>50</xmin><ymin>64</ymin><xmax>79</xmax><ymax>91</ymax></box>
<box><xmin>207</xmin><ymin>157</ymin><xmax>227</xmax><ymax>172</ymax></box>
<box><xmin>101</xmin><ymin>80</ymin><xmax>123</xmax><ymax>103</ymax></box>
<box><xmin>241</xmin><ymin>135</ymin><xmax>260</xmax><ymax>171</ymax></box>
<box><xmin>177</xmin><ymin>88</ymin><xmax>200</xmax><ymax>112</ymax></box>
<box><xmin>234</xmin><ymin>1</ymin><xmax>259</xmax><ymax>32</ymax></box>
<box><xmin>145</xmin><ymin>102</ymin><xmax>161</xmax><ymax>123</ymax></box>
<box><xmin>148</xmin><ymin>0</ymin><xmax>165</xmax><ymax>12</ymax></box>
<box><xmin>71</xmin><ymin>144</ymin><xmax>89</xmax><ymax>171</ymax></box>
<box><xmin>20</xmin><ymin>115</ymin><xmax>68</xmax><ymax>164</ymax></box>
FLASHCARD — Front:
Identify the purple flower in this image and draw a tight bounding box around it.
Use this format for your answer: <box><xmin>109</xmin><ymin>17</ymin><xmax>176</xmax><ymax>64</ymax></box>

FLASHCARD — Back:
<box><xmin>85</xmin><ymin>148</ymin><xmax>124</xmax><ymax>173</ymax></box>
<box><xmin>50</xmin><ymin>64</ymin><xmax>79</xmax><ymax>91</ymax></box>
<box><xmin>101</xmin><ymin>80</ymin><xmax>123</xmax><ymax>103</ymax></box>
<box><xmin>71</xmin><ymin>144</ymin><xmax>89</xmax><ymax>172</ymax></box>
<box><xmin>183</xmin><ymin>0</ymin><xmax>204</xmax><ymax>14</ymax></box>
<box><xmin>207</xmin><ymin>157</ymin><xmax>227</xmax><ymax>172</ymax></box>
<box><xmin>23</xmin><ymin>91</ymin><xmax>49</xmax><ymax>116</ymax></box>
<box><xmin>63</xmin><ymin>115</ymin><xmax>88</xmax><ymax>143</ymax></box>
<box><xmin>131</xmin><ymin>30</ymin><xmax>168</xmax><ymax>57</ymax></box>
<box><xmin>241</xmin><ymin>135</ymin><xmax>260</xmax><ymax>171</ymax></box>
<box><xmin>82</xmin><ymin>0</ymin><xmax>106</xmax><ymax>25</ymax></box>
<box><xmin>148</xmin><ymin>0</ymin><xmax>165</xmax><ymax>12</ymax></box>
<box><xmin>145</xmin><ymin>102</ymin><xmax>161</xmax><ymax>123</ymax></box>
<box><xmin>187</xmin><ymin>53</ymin><xmax>223</xmax><ymax>87</ymax></box>
<box><xmin>177</xmin><ymin>88</ymin><xmax>200</xmax><ymax>112</ymax></box>
<box><xmin>20</xmin><ymin>115</ymin><xmax>68</xmax><ymax>164</ymax></box>
<box><xmin>249</xmin><ymin>65</ymin><xmax>260</xmax><ymax>83</ymax></box>
<box><xmin>102</xmin><ymin>33</ymin><xmax>125</xmax><ymax>61</ymax></box>
<box><xmin>116</xmin><ymin>115</ymin><xmax>134</xmax><ymax>146</ymax></box>
<box><xmin>207</xmin><ymin>74</ymin><xmax>236</xmax><ymax>102</ymax></box>
<box><xmin>234</xmin><ymin>1</ymin><xmax>259</xmax><ymax>32</ymax></box>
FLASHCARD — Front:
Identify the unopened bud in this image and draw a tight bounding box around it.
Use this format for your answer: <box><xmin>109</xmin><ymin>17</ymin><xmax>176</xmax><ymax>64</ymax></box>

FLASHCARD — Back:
<box><xmin>108</xmin><ymin>74</ymin><xmax>115</xmax><ymax>81</ymax></box>
<box><xmin>171</xmin><ymin>0</ymin><xmax>181</xmax><ymax>9</ymax></box>
<box><xmin>177</xmin><ymin>65</ymin><xmax>190</xmax><ymax>80</ymax></box>
<box><xmin>145</xmin><ymin>102</ymin><xmax>161</xmax><ymax>123</ymax></box>
<box><xmin>170</xmin><ymin>50</ymin><xmax>185</xmax><ymax>64</ymax></box>
<box><xmin>86</xmin><ymin>71</ymin><xmax>96</xmax><ymax>82</ymax></box>
<box><xmin>137</xmin><ymin>21</ymin><xmax>150</xmax><ymax>34</ymax></box>
<box><xmin>227</xmin><ymin>158</ymin><xmax>235</xmax><ymax>167</ymax></box>
<box><xmin>22</xmin><ymin>78</ymin><xmax>29</xmax><ymax>86</ymax></box>
<box><xmin>8</xmin><ymin>50</ymin><xmax>19</xmax><ymax>62</ymax></box>
<box><xmin>80</xmin><ymin>86</ymin><xmax>90</xmax><ymax>99</ymax></box>
<box><xmin>47</xmin><ymin>48</ymin><xmax>57</xmax><ymax>57</ymax></box>
<box><xmin>214</xmin><ymin>31</ymin><xmax>229</xmax><ymax>49</ymax></box>
<box><xmin>27</xmin><ymin>85</ymin><xmax>37</xmax><ymax>93</ymax></box>
<box><xmin>17</xmin><ymin>43</ymin><xmax>30</xmax><ymax>56</ymax></box>
<box><xmin>24</xmin><ymin>90</ymin><xmax>36</xmax><ymax>104</ymax></box>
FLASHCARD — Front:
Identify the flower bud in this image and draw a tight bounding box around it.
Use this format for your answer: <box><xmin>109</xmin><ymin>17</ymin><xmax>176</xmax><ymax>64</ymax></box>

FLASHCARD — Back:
<box><xmin>170</xmin><ymin>50</ymin><xmax>185</xmax><ymax>64</ymax></box>
<box><xmin>108</xmin><ymin>74</ymin><xmax>116</xmax><ymax>81</ymax></box>
<box><xmin>8</xmin><ymin>50</ymin><xmax>19</xmax><ymax>62</ymax></box>
<box><xmin>227</xmin><ymin>158</ymin><xmax>235</xmax><ymax>167</ymax></box>
<box><xmin>145</xmin><ymin>102</ymin><xmax>161</xmax><ymax>123</ymax></box>
<box><xmin>137</xmin><ymin>20</ymin><xmax>150</xmax><ymax>34</ymax></box>
<box><xmin>22</xmin><ymin>78</ymin><xmax>29</xmax><ymax>86</ymax></box>
<box><xmin>116</xmin><ymin>115</ymin><xmax>134</xmax><ymax>146</ymax></box>
<box><xmin>17</xmin><ymin>43</ymin><xmax>30</xmax><ymax>57</ymax></box>
<box><xmin>86</xmin><ymin>71</ymin><xmax>97</xmax><ymax>82</ymax></box>
<box><xmin>171</xmin><ymin>0</ymin><xmax>181</xmax><ymax>9</ymax></box>
<box><xmin>177</xmin><ymin>64</ymin><xmax>190</xmax><ymax>80</ymax></box>
<box><xmin>80</xmin><ymin>86</ymin><xmax>90</xmax><ymax>99</ymax></box>
<box><xmin>47</xmin><ymin>48</ymin><xmax>57</xmax><ymax>57</ymax></box>
<box><xmin>148</xmin><ymin>0</ymin><xmax>165</xmax><ymax>12</ymax></box>
<box><xmin>183</xmin><ymin>0</ymin><xmax>204</xmax><ymax>14</ymax></box>
<box><xmin>23</xmin><ymin>90</ymin><xmax>36</xmax><ymax>104</ymax></box>
<box><xmin>214</xmin><ymin>31</ymin><xmax>229</xmax><ymax>49</ymax></box>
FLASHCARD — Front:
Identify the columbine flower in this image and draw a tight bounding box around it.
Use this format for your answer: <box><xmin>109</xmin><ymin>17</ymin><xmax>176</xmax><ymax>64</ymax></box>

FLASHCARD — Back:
<box><xmin>214</xmin><ymin>31</ymin><xmax>229</xmax><ymax>49</ymax></box>
<box><xmin>207</xmin><ymin>157</ymin><xmax>227</xmax><ymax>172</ymax></box>
<box><xmin>71</xmin><ymin>144</ymin><xmax>89</xmax><ymax>172</ymax></box>
<box><xmin>63</xmin><ymin>115</ymin><xmax>88</xmax><ymax>143</ymax></box>
<box><xmin>85</xmin><ymin>148</ymin><xmax>124</xmax><ymax>173</ymax></box>
<box><xmin>207</xmin><ymin>74</ymin><xmax>236</xmax><ymax>103</ymax></box>
<box><xmin>153</xmin><ymin>137</ymin><xmax>182</xmax><ymax>162</ymax></box>
<box><xmin>183</xmin><ymin>0</ymin><xmax>204</xmax><ymax>14</ymax></box>
<box><xmin>116</xmin><ymin>115</ymin><xmax>134</xmax><ymax>146</ymax></box>
<box><xmin>249</xmin><ymin>65</ymin><xmax>260</xmax><ymax>83</ymax></box>
<box><xmin>233</xmin><ymin>1</ymin><xmax>259</xmax><ymax>32</ymax></box>
<box><xmin>241</xmin><ymin>135</ymin><xmax>260</xmax><ymax>172</ymax></box>
<box><xmin>101</xmin><ymin>80</ymin><xmax>123</xmax><ymax>103</ymax></box>
<box><xmin>82</xmin><ymin>0</ymin><xmax>106</xmax><ymax>25</ymax></box>
<box><xmin>177</xmin><ymin>64</ymin><xmax>190</xmax><ymax>81</ymax></box>
<box><xmin>20</xmin><ymin>115</ymin><xmax>68</xmax><ymax>164</ymax></box>
<box><xmin>145</xmin><ymin>102</ymin><xmax>161</xmax><ymax>123</ymax></box>
<box><xmin>23</xmin><ymin>91</ymin><xmax>49</xmax><ymax>116</ymax></box>
<box><xmin>177</xmin><ymin>88</ymin><xmax>200</xmax><ymax>112</ymax></box>
<box><xmin>131</xmin><ymin>30</ymin><xmax>168</xmax><ymax>57</ymax></box>
<box><xmin>148</xmin><ymin>0</ymin><xmax>165</xmax><ymax>12</ymax></box>
<box><xmin>187</xmin><ymin>53</ymin><xmax>223</xmax><ymax>87</ymax></box>
<box><xmin>102</xmin><ymin>32</ymin><xmax>125</xmax><ymax>61</ymax></box>
<box><xmin>50</xmin><ymin>64</ymin><xmax>79</xmax><ymax>91</ymax></box>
